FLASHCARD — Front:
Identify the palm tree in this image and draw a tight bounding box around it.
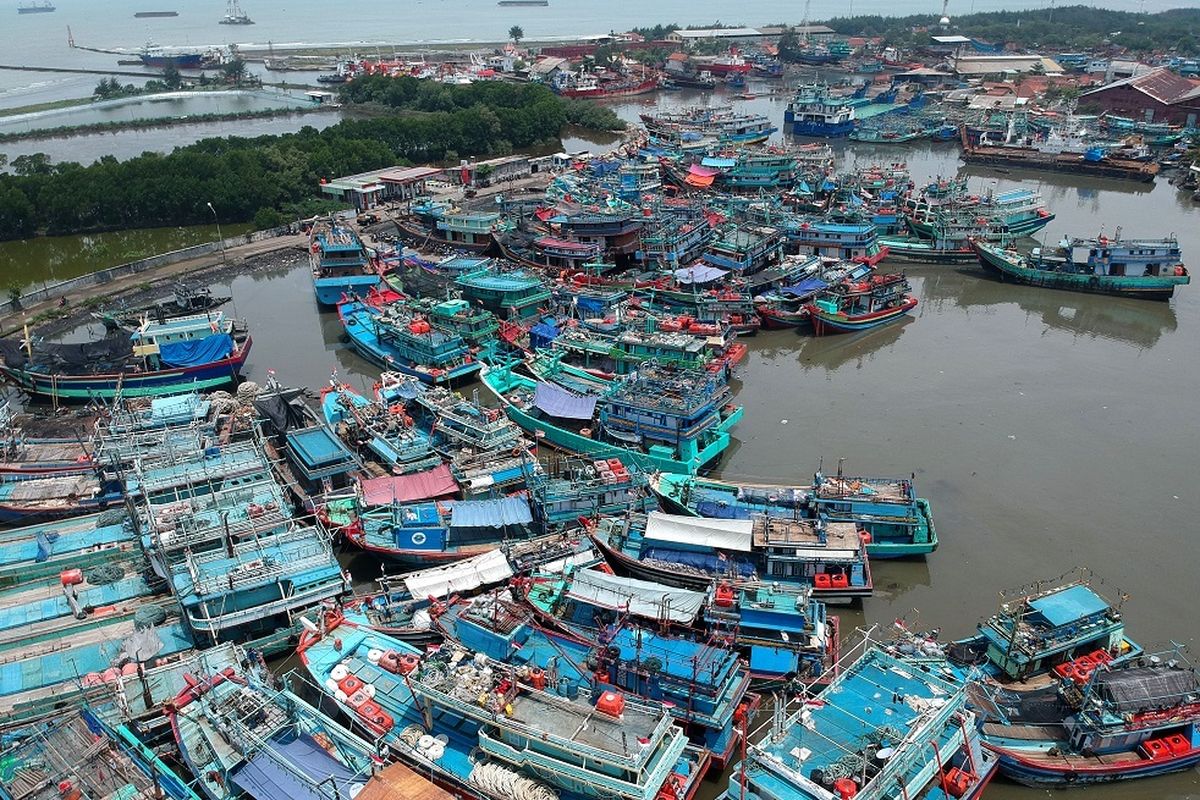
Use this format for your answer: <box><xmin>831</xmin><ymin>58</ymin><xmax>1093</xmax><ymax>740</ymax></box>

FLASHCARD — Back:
<box><xmin>509</xmin><ymin>25</ymin><xmax>524</xmax><ymax>45</ymax></box>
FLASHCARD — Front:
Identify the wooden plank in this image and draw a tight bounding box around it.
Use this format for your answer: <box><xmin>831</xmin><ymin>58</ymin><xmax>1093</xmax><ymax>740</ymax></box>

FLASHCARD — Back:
<box><xmin>356</xmin><ymin>762</ymin><xmax>454</xmax><ymax>800</ymax></box>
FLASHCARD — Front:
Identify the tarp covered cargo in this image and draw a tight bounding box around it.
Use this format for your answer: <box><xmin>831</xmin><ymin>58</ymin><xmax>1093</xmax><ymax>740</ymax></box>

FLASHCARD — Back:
<box><xmin>533</xmin><ymin>382</ymin><xmax>597</xmax><ymax>420</ymax></box>
<box><xmin>1094</xmin><ymin>667</ymin><xmax>1200</xmax><ymax>714</ymax></box>
<box><xmin>402</xmin><ymin>548</ymin><xmax>513</xmax><ymax>599</ymax></box>
<box><xmin>448</xmin><ymin>495</ymin><xmax>532</xmax><ymax>529</ymax></box>
<box><xmin>361</xmin><ymin>464</ymin><xmax>458</xmax><ymax>506</ymax></box>
<box><xmin>158</xmin><ymin>333</ymin><xmax>235</xmax><ymax>367</ymax></box>
<box><xmin>566</xmin><ymin>567</ymin><xmax>705</xmax><ymax>623</ymax></box>
<box><xmin>674</xmin><ymin>264</ymin><xmax>728</xmax><ymax>285</ymax></box>
<box><xmin>643</xmin><ymin>511</ymin><xmax>754</xmax><ymax>552</ymax></box>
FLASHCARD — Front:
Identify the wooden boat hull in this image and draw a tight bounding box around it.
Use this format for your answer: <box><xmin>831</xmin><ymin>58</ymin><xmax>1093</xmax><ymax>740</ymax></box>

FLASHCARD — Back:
<box><xmin>589</xmin><ymin>530</ymin><xmax>873</xmax><ymax>600</ymax></box>
<box><xmin>0</xmin><ymin>338</ymin><xmax>251</xmax><ymax>402</ymax></box>
<box><xmin>973</xmin><ymin>241</ymin><xmax>1189</xmax><ymax>301</ymax></box>
<box><xmin>989</xmin><ymin>742</ymin><xmax>1200</xmax><ymax>787</ymax></box>
<box><xmin>807</xmin><ymin>297</ymin><xmax>918</xmax><ymax>335</ymax></box>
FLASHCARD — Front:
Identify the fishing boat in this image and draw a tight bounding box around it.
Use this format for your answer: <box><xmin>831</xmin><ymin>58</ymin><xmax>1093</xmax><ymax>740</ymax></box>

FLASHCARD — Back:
<box><xmin>719</xmin><ymin>638</ymin><xmax>999</xmax><ymax>800</ymax></box>
<box><xmin>0</xmin><ymin>312</ymin><xmax>251</xmax><ymax>402</ymax></box>
<box><xmin>0</xmin><ymin>510</ymin><xmax>140</xmax><ymax>588</ymax></box>
<box><xmin>519</xmin><ymin>563</ymin><xmax>838</xmax><ymax>686</ymax></box>
<box><xmin>455</xmin><ymin>266</ymin><xmax>552</xmax><ymax>321</ymax></box>
<box><xmin>341</xmin><ymin>494</ymin><xmax>538</xmax><ymax>565</ymax></box>
<box><xmin>18</xmin><ymin>1</ymin><xmax>56</xmax><ymax>13</ymax></box>
<box><xmin>338</xmin><ymin>298</ymin><xmax>482</xmax><ymax>385</ymax></box>
<box><xmin>972</xmin><ymin>236</ymin><xmax>1189</xmax><ymax>300</ymax></box>
<box><xmin>877</xmin><ymin>232</ymin><xmax>979</xmax><ymax>263</ymax></box>
<box><xmin>435</xmin><ymin>591</ymin><xmax>755</xmax><ymax>770</ymax></box>
<box><xmin>0</xmin><ymin>708</ymin><xmax>195</xmax><ymax>800</ymax></box>
<box><xmin>98</xmin><ymin>283</ymin><xmax>231</xmax><ymax>328</ymax></box>
<box><xmin>479</xmin><ymin>360</ymin><xmax>742</xmax><ymax>475</ymax></box>
<box><xmin>805</xmin><ymin>273</ymin><xmax>917</xmax><ymax>335</ymax></box>
<box><xmin>397</xmin><ymin>200</ymin><xmax>512</xmax><ymax>253</ymax></box>
<box><xmin>979</xmin><ymin>646</ymin><xmax>1200</xmax><ymax>787</ymax></box>
<box><xmin>946</xmin><ymin>579</ymin><xmax>1142</xmax><ymax>683</ymax></box>
<box><xmin>309</xmin><ymin>222</ymin><xmax>381</xmax><ymax>306</ymax></box>
<box><xmin>588</xmin><ymin>512</ymin><xmax>873</xmax><ymax>600</ymax></box>
<box><xmin>784</xmin><ymin>86</ymin><xmax>856</xmax><ymax>138</ymax></box>
<box><xmin>0</xmin><ymin>471</ymin><xmax>124</xmax><ymax>524</ymax></box>
<box><xmin>651</xmin><ymin>469</ymin><xmax>937</xmax><ymax>558</ymax></box>
<box><xmin>218</xmin><ymin>0</ymin><xmax>253</xmax><ymax>24</ymax></box>
<box><xmin>960</xmin><ymin>123</ymin><xmax>1159</xmax><ymax>182</ymax></box>
<box><xmin>322</xmin><ymin>380</ymin><xmax>441</xmax><ymax>475</ymax></box>
<box><xmin>298</xmin><ymin>610</ymin><xmax>710</xmax><ymax>800</ymax></box>
<box><xmin>906</xmin><ymin>186</ymin><xmax>1055</xmax><ymax>240</ymax></box>
<box><xmin>0</xmin><ymin>402</ymin><xmax>94</xmax><ymax>475</ymax></box>
<box><xmin>168</xmin><ymin>665</ymin><xmax>427</xmax><ymax>800</ymax></box>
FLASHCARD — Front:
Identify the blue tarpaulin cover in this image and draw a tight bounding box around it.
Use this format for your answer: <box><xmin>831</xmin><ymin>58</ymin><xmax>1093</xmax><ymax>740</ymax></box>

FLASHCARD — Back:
<box><xmin>643</xmin><ymin>547</ymin><xmax>756</xmax><ymax>577</ymax></box>
<box><xmin>530</xmin><ymin>320</ymin><xmax>560</xmax><ymax>350</ymax></box>
<box><xmin>674</xmin><ymin>265</ymin><xmax>728</xmax><ymax>285</ymax></box>
<box><xmin>449</xmin><ymin>496</ymin><xmax>533</xmax><ymax>528</ymax></box>
<box><xmin>158</xmin><ymin>333</ymin><xmax>234</xmax><ymax>367</ymax></box>
<box><xmin>230</xmin><ymin>734</ymin><xmax>363</xmax><ymax>800</ymax></box>
<box><xmin>533</xmin><ymin>382</ymin><xmax>597</xmax><ymax>420</ymax></box>
<box><xmin>779</xmin><ymin>277</ymin><xmax>829</xmax><ymax>298</ymax></box>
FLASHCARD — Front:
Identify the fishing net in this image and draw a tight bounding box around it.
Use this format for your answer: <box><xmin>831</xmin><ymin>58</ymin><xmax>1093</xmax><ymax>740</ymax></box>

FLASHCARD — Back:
<box><xmin>85</xmin><ymin>563</ymin><xmax>126</xmax><ymax>585</ymax></box>
<box><xmin>134</xmin><ymin>605</ymin><xmax>168</xmax><ymax>629</ymax></box>
<box><xmin>96</xmin><ymin>509</ymin><xmax>128</xmax><ymax>527</ymax></box>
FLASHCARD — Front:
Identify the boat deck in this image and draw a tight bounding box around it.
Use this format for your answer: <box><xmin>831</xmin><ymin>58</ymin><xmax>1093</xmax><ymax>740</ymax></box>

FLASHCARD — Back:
<box><xmin>752</xmin><ymin>518</ymin><xmax>861</xmax><ymax>553</ymax></box>
<box><xmin>507</xmin><ymin>686</ymin><xmax>663</xmax><ymax>752</ymax></box>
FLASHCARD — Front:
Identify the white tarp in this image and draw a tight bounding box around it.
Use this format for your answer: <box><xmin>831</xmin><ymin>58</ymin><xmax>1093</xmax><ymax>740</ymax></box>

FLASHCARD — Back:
<box><xmin>643</xmin><ymin>511</ymin><xmax>754</xmax><ymax>552</ymax></box>
<box><xmin>566</xmin><ymin>568</ymin><xmax>706</xmax><ymax>623</ymax></box>
<box><xmin>402</xmin><ymin>548</ymin><xmax>513</xmax><ymax>599</ymax></box>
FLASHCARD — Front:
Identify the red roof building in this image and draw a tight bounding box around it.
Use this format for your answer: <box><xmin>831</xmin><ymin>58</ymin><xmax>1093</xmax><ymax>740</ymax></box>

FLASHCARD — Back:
<box><xmin>1080</xmin><ymin>67</ymin><xmax>1200</xmax><ymax>125</ymax></box>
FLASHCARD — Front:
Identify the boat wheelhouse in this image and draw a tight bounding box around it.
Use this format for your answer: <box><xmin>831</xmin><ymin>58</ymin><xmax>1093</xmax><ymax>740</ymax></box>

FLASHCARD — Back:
<box><xmin>338</xmin><ymin>299</ymin><xmax>482</xmax><ymax>385</ymax></box>
<box><xmin>784</xmin><ymin>86</ymin><xmax>857</xmax><ymax>137</ymax></box>
<box><xmin>455</xmin><ymin>267</ymin><xmax>553</xmax><ymax>321</ymax></box>
<box><xmin>309</xmin><ymin>222</ymin><xmax>380</xmax><ymax>306</ymax></box>
<box><xmin>589</xmin><ymin>511</ymin><xmax>873</xmax><ymax>600</ymax></box>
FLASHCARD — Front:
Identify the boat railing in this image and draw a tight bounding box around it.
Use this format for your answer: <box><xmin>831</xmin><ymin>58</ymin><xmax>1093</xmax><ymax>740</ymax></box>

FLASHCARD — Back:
<box><xmin>410</xmin><ymin>657</ymin><xmax>675</xmax><ymax>770</ymax></box>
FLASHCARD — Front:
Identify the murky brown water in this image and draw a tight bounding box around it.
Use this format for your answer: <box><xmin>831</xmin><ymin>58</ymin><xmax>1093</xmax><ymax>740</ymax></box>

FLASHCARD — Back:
<box><xmin>44</xmin><ymin>141</ymin><xmax>1200</xmax><ymax>797</ymax></box>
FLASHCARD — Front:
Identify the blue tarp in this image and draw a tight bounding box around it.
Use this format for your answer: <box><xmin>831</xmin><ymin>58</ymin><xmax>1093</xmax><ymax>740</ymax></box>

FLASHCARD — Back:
<box><xmin>779</xmin><ymin>277</ymin><xmax>829</xmax><ymax>298</ymax></box>
<box><xmin>530</xmin><ymin>320</ymin><xmax>560</xmax><ymax>350</ymax></box>
<box><xmin>231</xmin><ymin>734</ymin><xmax>362</xmax><ymax>800</ymax></box>
<box><xmin>674</xmin><ymin>265</ymin><xmax>728</xmax><ymax>285</ymax></box>
<box><xmin>533</xmin><ymin>382</ymin><xmax>597</xmax><ymax>420</ymax></box>
<box><xmin>158</xmin><ymin>333</ymin><xmax>234</xmax><ymax>367</ymax></box>
<box><xmin>643</xmin><ymin>547</ymin><xmax>756</xmax><ymax>577</ymax></box>
<box><xmin>449</xmin><ymin>496</ymin><xmax>533</xmax><ymax>528</ymax></box>
<box><xmin>576</xmin><ymin>296</ymin><xmax>607</xmax><ymax>314</ymax></box>
<box><xmin>701</xmin><ymin>157</ymin><xmax>738</xmax><ymax>169</ymax></box>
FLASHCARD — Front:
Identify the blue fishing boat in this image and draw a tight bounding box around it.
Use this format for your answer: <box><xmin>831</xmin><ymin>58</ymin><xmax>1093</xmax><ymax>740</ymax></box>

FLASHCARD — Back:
<box><xmin>946</xmin><ymin>579</ymin><xmax>1141</xmax><ymax>683</ymax></box>
<box><xmin>720</xmin><ymin>639</ymin><xmax>998</xmax><ymax>800</ymax></box>
<box><xmin>0</xmin><ymin>510</ymin><xmax>139</xmax><ymax>587</ymax></box>
<box><xmin>309</xmin><ymin>221</ymin><xmax>381</xmax><ymax>306</ymax></box>
<box><xmin>588</xmin><ymin>512</ymin><xmax>873</xmax><ymax>600</ymax></box>
<box><xmin>455</xmin><ymin>266</ymin><xmax>552</xmax><ymax>321</ymax></box>
<box><xmin>0</xmin><ymin>400</ymin><xmax>95</xmax><ymax>476</ymax></box>
<box><xmin>338</xmin><ymin>298</ymin><xmax>482</xmax><ymax>385</ymax></box>
<box><xmin>973</xmin><ymin>235</ymin><xmax>1189</xmax><ymax>301</ymax></box>
<box><xmin>0</xmin><ymin>312</ymin><xmax>251</xmax><ymax>402</ymax></box>
<box><xmin>0</xmin><ymin>471</ymin><xmax>124</xmax><ymax>524</ymax></box>
<box><xmin>168</xmin><ymin>663</ymin><xmax>440</xmax><ymax>800</ymax></box>
<box><xmin>0</xmin><ymin>708</ymin><xmax>199</xmax><ymax>800</ymax></box>
<box><xmin>321</xmin><ymin>380</ymin><xmax>441</xmax><ymax>475</ymax></box>
<box><xmin>651</xmin><ymin>469</ymin><xmax>938</xmax><ymax>558</ymax></box>
<box><xmin>784</xmin><ymin>86</ymin><xmax>856</xmax><ymax>137</ymax></box>
<box><xmin>343</xmin><ymin>494</ymin><xmax>538</xmax><ymax>565</ymax></box>
<box><xmin>298</xmin><ymin>611</ymin><xmax>711</xmax><ymax>800</ymax></box>
<box><xmin>397</xmin><ymin>200</ymin><xmax>513</xmax><ymax>253</ymax></box>
<box><xmin>434</xmin><ymin>592</ymin><xmax>755</xmax><ymax>771</ymax></box>
<box><xmin>519</xmin><ymin>564</ymin><xmax>839</xmax><ymax>686</ymax></box>
<box><xmin>479</xmin><ymin>361</ymin><xmax>742</xmax><ymax>475</ymax></box>
<box><xmin>978</xmin><ymin>646</ymin><xmax>1200</xmax><ymax>787</ymax></box>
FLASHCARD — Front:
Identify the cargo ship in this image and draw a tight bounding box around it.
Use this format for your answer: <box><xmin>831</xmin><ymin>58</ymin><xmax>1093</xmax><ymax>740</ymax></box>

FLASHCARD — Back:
<box><xmin>959</xmin><ymin>123</ymin><xmax>1159</xmax><ymax>182</ymax></box>
<box><xmin>134</xmin><ymin>10</ymin><xmax>178</xmax><ymax>17</ymax></box>
<box><xmin>17</xmin><ymin>1</ymin><xmax>55</xmax><ymax>13</ymax></box>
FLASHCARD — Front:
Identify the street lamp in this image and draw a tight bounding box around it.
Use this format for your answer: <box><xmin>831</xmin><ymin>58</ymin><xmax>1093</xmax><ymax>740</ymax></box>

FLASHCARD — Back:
<box><xmin>206</xmin><ymin>201</ymin><xmax>227</xmax><ymax>264</ymax></box>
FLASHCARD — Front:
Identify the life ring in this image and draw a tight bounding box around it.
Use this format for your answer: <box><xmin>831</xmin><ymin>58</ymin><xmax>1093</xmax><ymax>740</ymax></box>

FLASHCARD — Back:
<box><xmin>347</xmin><ymin>317</ymin><xmax>359</xmax><ymax>326</ymax></box>
<box><xmin>512</xmin><ymin>447</ymin><xmax>522</xmax><ymax>458</ymax></box>
<box><xmin>410</xmin><ymin>531</ymin><xmax>427</xmax><ymax>546</ymax></box>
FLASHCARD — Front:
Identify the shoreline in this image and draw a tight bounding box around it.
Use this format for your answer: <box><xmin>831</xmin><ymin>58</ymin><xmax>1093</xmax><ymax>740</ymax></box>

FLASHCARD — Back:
<box><xmin>0</xmin><ymin>105</ymin><xmax>337</xmax><ymax>144</ymax></box>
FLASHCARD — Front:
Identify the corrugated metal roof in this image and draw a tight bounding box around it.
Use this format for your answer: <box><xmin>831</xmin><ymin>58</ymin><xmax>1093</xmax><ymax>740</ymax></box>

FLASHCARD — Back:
<box><xmin>1083</xmin><ymin>66</ymin><xmax>1200</xmax><ymax>105</ymax></box>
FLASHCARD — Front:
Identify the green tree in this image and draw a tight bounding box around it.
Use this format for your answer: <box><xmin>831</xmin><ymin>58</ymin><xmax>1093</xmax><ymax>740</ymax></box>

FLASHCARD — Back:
<box><xmin>11</xmin><ymin>153</ymin><xmax>51</xmax><ymax>176</ymax></box>
<box><xmin>162</xmin><ymin>64</ymin><xmax>183</xmax><ymax>90</ymax></box>
<box><xmin>508</xmin><ymin>25</ymin><xmax>524</xmax><ymax>44</ymax></box>
<box><xmin>221</xmin><ymin>57</ymin><xmax>247</xmax><ymax>84</ymax></box>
